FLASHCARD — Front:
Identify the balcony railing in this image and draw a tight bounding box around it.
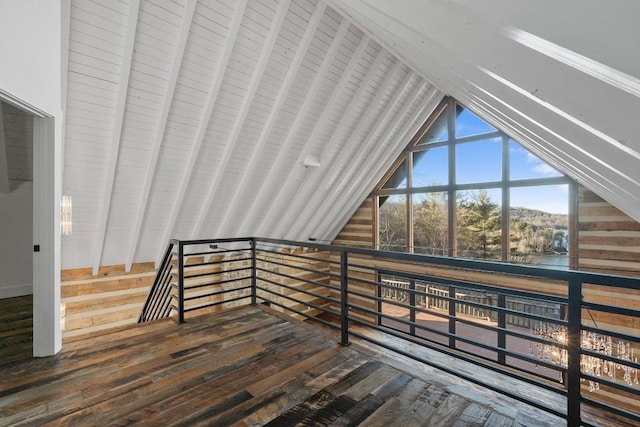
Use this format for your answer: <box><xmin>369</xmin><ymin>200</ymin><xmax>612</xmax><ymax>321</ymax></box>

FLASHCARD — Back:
<box><xmin>140</xmin><ymin>237</ymin><xmax>640</xmax><ymax>426</ymax></box>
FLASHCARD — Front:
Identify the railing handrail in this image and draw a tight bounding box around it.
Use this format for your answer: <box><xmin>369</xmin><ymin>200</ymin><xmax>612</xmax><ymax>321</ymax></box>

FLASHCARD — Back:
<box><xmin>140</xmin><ymin>236</ymin><xmax>640</xmax><ymax>426</ymax></box>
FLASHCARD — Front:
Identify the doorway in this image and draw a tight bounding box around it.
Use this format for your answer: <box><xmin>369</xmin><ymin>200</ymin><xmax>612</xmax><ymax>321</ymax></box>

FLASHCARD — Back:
<box><xmin>0</xmin><ymin>101</ymin><xmax>34</xmax><ymax>361</ymax></box>
<box><xmin>0</xmin><ymin>93</ymin><xmax>61</xmax><ymax>358</ymax></box>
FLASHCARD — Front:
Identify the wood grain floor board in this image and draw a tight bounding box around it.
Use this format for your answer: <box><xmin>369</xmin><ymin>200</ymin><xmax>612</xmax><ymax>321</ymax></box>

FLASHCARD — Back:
<box><xmin>0</xmin><ymin>295</ymin><xmax>32</xmax><ymax>367</ymax></box>
<box><xmin>0</xmin><ymin>304</ymin><xmax>602</xmax><ymax>426</ymax></box>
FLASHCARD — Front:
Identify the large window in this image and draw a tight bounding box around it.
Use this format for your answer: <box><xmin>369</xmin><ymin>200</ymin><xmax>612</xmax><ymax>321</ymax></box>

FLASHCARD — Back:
<box><xmin>375</xmin><ymin>98</ymin><xmax>576</xmax><ymax>267</ymax></box>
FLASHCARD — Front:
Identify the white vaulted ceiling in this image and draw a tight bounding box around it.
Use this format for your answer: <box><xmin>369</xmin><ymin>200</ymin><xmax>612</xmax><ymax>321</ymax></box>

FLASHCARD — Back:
<box><xmin>61</xmin><ymin>0</ymin><xmax>640</xmax><ymax>273</ymax></box>
<box><xmin>62</xmin><ymin>0</ymin><xmax>441</xmax><ymax>271</ymax></box>
<box><xmin>330</xmin><ymin>0</ymin><xmax>640</xmax><ymax>223</ymax></box>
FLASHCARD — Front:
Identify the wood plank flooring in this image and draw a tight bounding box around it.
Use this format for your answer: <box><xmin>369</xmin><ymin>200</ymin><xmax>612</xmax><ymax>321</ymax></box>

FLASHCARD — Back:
<box><xmin>0</xmin><ymin>304</ymin><xmax>601</xmax><ymax>425</ymax></box>
<box><xmin>0</xmin><ymin>295</ymin><xmax>32</xmax><ymax>366</ymax></box>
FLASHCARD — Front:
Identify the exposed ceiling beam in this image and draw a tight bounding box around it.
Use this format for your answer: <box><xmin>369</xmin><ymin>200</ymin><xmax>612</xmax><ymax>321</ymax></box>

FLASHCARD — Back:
<box><xmin>191</xmin><ymin>0</ymin><xmax>294</xmax><ymax>238</ymax></box>
<box><xmin>155</xmin><ymin>0</ymin><xmax>249</xmax><ymax>267</ymax></box>
<box><xmin>287</xmin><ymin>59</ymin><xmax>404</xmax><ymax>239</ymax></box>
<box><xmin>217</xmin><ymin>14</ymin><xmax>350</xmax><ymax>239</ymax></box>
<box><xmin>0</xmin><ymin>103</ymin><xmax>9</xmax><ymax>193</ymax></box>
<box><xmin>91</xmin><ymin>0</ymin><xmax>140</xmax><ymax>276</ymax></box>
<box><xmin>244</xmin><ymin>33</ymin><xmax>372</xmax><ymax>237</ymax></box>
<box><xmin>301</xmin><ymin>69</ymin><xmax>417</xmax><ymax>238</ymax></box>
<box><xmin>274</xmin><ymin>49</ymin><xmax>389</xmax><ymax>239</ymax></box>
<box><xmin>124</xmin><ymin>0</ymin><xmax>198</xmax><ymax>272</ymax></box>
<box><xmin>322</xmin><ymin>84</ymin><xmax>442</xmax><ymax>240</ymax></box>
<box><xmin>193</xmin><ymin>0</ymin><xmax>328</xmax><ymax>239</ymax></box>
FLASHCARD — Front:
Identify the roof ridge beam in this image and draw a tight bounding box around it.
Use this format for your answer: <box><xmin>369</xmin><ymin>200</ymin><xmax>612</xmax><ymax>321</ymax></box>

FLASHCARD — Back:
<box><xmin>154</xmin><ymin>0</ymin><xmax>249</xmax><ymax>267</ymax></box>
<box><xmin>239</xmin><ymin>33</ymin><xmax>372</xmax><ymax>236</ymax></box>
<box><xmin>215</xmin><ymin>14</ymin><xmax>350</xmax><ymax>239</ymax></box>
<box><xmin>124</xmin><ymin>0</ymin><xmax>198</xmax><ymax>272</ymax></box>
<box><xmin>190</xmin><ymin>0</ymin><xmax>294</xmax><ymax>239</ymax></box>
<box><xmin>91</xmin><ymin>0</ymin><xmax>141</xmax><ymax>276</ymax></box>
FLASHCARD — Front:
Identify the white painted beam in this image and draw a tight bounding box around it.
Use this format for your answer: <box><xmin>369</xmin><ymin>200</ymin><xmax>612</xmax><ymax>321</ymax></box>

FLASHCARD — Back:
<box><xmin>190</xmin><ymin>0</ymin><xmax>293</xmax><ymax>239</ymax></box>
<box><xmin>323</xmin><ymin>86</ymin><xmax>439</xmax><ymax>241</ymax></box>
<box><xmin>322</xmin><ymin>85</ymin><xmax>442</xmax><ymax>240</ymax></box>
<box><xmin>91</xmin><ymin>0</ymin><xmax>140</xmax><ymax>276</ymax></box>
<box><xmin>155</xmin><ymin>0</ymin><xmax>249</xmax><ymax>267</ymax></box>
<box><xmin>124</xmin><ymin>0</ymin><xmax>197</xmax><ymax>271</ymax></box>
<box><xmin>298</xmin><ymin>69</ymin><xmax>416</xmax><ymax>239</ymax></box>
<box><xmin>192</xmin><ymin>1</ymin><xmax>328</xmax><ymax>239</ymax></box>
<box><xmin>242</xmin><ymin>33</ymin><xmax>372</xmax><ymax>237</ymax></box>
<box><xmin>271</xmin><ymin>49</ymin><xmax>389</xmax><ymax>239</ymax></box>
<box><xmin>0</xmin><ymin>103</ymin><xmax>9</xmax><ymax>193</ymax></box>
<box><xmin>216</xmin><ymin>14</ymin><xmax>350</xmax><ymax>239</ymax></box>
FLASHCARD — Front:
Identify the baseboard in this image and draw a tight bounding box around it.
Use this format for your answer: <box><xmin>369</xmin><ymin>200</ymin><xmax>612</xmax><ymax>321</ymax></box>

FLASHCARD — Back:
<box><xmin>0</xmin><ymin>284</ymin><xmax>33</xmax><ymax>299</ymax></box>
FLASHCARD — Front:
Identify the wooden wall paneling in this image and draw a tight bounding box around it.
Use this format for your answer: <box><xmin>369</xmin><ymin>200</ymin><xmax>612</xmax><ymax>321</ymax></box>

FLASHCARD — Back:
<box><xmin>61</xmin><ymin>262</ymin><xmax>156</xmax><ymax>342</ymax></box>
<box><xmin>578</xmin><ymin>187</ymin><xmax>640</xmax><ymax>276</ymax></box>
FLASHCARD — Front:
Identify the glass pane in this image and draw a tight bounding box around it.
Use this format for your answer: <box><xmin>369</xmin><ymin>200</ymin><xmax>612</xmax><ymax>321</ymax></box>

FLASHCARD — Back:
<box><xmin>455</xmin><ymin>105</ymin><xmax>496</xmax><ymax>138</ymax></box>
<box><xmin>413</xmin><ymin>193</ymin><xmax>448</xmax><ymax>255</ymax></box>
<box><xmin>456</xmin><ymin>138</ymin><xmax>502</xmax><ymax>184</ymax></box>
<box><xmin>378</xmin><ymin>195</ymin><xmax>407</xmax><ymax>252</ymax></box>
<box><xmin>510</xmin><ymin>140</ymin><xmax>562</xmax><ymax>180</ymax></box>
<box><xmin>418</xmin><ymin>110</ymin><xmax>448</xmax><ymax>144</ymax></box>
<box><xmin>510</xmin><ymin>185</ymin><xmax>569</xmax><ymax>268</ymax></box>
<box><xmin>382</xmin><ymin>159</ymin><xmax>407</xmax><ymax>189</ymax></box>
<box><xmin>456</xmin><ymin>189</ymin><xmax>502</xmax><ymax>260</ymax></box>
<box><xmin>412</xmin><ymin>147</ymin><xmax>448</xmax><ymax>188</ymax></box>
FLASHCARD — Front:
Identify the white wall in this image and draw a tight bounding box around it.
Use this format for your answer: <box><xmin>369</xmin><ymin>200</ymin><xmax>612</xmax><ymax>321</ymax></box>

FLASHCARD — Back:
<box><xmin>0</xmin><ymin>0</ymin><xmax>63</xmax><ymax>356</ymax></box>
<box><xmin>0</xmin><ymin>0</ymin><xmax>62</xmax><ymax>114</ymax></box>
<box><xmin>0</xmin><ymin>182</ymin><xmax>33</xmax><ymax>298</ymax></box>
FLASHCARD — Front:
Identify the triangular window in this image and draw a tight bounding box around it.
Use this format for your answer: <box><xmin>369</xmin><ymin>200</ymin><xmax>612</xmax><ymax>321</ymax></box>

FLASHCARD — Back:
<box><xmin>374</xmin><ymin>98</ymin><xmax>575</xmax><ymax>268</ymax></box>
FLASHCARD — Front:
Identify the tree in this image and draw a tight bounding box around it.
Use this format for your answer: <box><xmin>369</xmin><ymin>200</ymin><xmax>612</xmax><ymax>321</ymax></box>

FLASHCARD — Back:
<box><xmin>457</xmin><ymin>191</ymin><xmax>501</xmax><ymax>259</ymax></box>
<box><xmin>413</xmin><ymin>193</ymin><xmax>447</xmax><ymax>255</ymax></box>
<box><xmin>378</xmin><ymin>197</ymin><xmax>406</xmax><ymax>251</ymax></box>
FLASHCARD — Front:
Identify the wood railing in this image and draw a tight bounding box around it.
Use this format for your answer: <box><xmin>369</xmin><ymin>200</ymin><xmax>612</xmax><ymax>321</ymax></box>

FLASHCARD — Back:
<box><xmin>140</xmin><ymin>237</ymin><xmax>640</xmax><ymax>426</ymax></box>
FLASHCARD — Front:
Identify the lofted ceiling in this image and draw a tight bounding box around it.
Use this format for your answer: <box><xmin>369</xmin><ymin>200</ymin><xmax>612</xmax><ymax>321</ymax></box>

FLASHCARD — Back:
<box><xmin>60</xmin><ymin>0</ymin><xmax>640</xmax><ymax>273</ymax></box>
<box><xmin>330</xmin><ymin>0</ymin><xmax>640</xmax><ymax>224</ymax></box>
<box><xmin>61</xmin><ymin>0</ymin><xmax>442</xmax><ymax>271</ymax></box>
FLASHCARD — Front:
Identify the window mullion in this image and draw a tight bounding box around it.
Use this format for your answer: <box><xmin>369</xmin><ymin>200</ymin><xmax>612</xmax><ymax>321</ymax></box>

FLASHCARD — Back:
<box><xmin>448</xmin><ymin>98</ymin><xmax>456</xmax><ymax>257</ymax></box>
<box><xmin>502</xmin><ymin>135</ymin><xmax>510</xmax><ymax>262</ymax></box>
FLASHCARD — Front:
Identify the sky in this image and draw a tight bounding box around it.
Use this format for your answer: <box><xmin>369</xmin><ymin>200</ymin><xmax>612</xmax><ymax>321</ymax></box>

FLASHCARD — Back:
<box><xmin>407</xmin><ymin>107</ymin><xmax>569</xmax><ymax>215</ymax></box>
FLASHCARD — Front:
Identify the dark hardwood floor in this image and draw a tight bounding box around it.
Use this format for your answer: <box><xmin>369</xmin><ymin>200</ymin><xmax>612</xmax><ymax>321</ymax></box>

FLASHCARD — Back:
<box><xmin>0</xmin><ymin>295</ymin><xmax>32</xmax><ymax>367</ymax></box>
<box><xmin>0</xmin><ymin>304</ymin><xmax>615</xmax><ymax>426</ymax></box>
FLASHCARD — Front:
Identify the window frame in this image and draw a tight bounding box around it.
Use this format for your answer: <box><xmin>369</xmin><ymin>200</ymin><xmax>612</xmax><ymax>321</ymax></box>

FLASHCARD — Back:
<box><xmin>373</xmin><ymin>97</ymin><xmax>578</xmax><ymax>267</ymax></box>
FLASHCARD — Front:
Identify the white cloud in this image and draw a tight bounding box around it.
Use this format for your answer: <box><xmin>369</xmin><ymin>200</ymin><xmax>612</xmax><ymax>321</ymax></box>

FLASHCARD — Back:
<box><xmin>526</xmin><ymin>152</ymin><xmax>558</xmax><ymax>176</ymax></box>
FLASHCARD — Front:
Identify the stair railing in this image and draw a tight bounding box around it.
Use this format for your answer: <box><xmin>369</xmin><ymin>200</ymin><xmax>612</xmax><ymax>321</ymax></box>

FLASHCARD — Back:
<box><xmin>138</xmin><ymin>239</ymin><xmax>178</xmax><ymax>322</ymax></box>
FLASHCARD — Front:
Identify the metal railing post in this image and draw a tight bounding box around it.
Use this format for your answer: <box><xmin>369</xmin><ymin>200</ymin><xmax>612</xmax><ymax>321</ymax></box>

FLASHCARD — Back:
<box><xmin>251</xmin><ymin>238</ymin><xmax>257</xmax><ymax>305</ymax></box>
<box><xmin>177</xmin><ymin>241</ymin><xmax>185</xmax><ymax>324</ymax></box>
<box><xmin>340</xmin><ymin>250</ymin><xmax>350</xmax><ymax>346</ymax></box>
<box><xmin>567</xmin><ymin>278</ymin><xmax>582</xmax><ymax>426</ymax></box>
<box><xmin>449</xmin><ymin>285</ymin><xmax>456</xmax><ymax>348</ymax></box>
<box><xmin>409</xmin><ymin>279</ymin><xmax>416</xmax><ymax>335</ymax></box>
<box><xmin>497</xmin><ymin>294</ymin><xmax>506</xmax><ymax>365</ymax></box>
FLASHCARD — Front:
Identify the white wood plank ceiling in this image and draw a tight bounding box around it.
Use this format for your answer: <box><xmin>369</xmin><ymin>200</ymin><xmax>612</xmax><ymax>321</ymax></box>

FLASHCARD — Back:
<box><xmin>330</xmin><ymin>0</ymin><xmax>640</xmax><ymax>224</ymax></box>
<box><xmin>62</xmin><ymin>0</ymin><xmax>442</xmax><ymax>271</ymax></box>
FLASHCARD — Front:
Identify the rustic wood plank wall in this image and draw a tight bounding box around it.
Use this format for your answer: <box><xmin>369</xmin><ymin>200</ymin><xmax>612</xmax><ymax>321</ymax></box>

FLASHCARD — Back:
<box><xmin>578</xmin><ymin>187</ymin><xmax>640</xmax><ymax>276</ymax></box>
<box><xmin>61</xmin><ymin>263</ymin><xmax>157</xmax><ymax>343</ymax></box>
<box><xmin>333</xmin><ymin>198</ymin><xmax>374</xmax><ymax>248</ymax></box>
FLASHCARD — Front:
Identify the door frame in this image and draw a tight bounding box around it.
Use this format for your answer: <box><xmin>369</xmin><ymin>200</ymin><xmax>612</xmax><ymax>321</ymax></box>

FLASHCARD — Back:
<box><xmin>0</xmin><ymin>92</ymin><xmax>62</xmax><ymax>356</ymax></box>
